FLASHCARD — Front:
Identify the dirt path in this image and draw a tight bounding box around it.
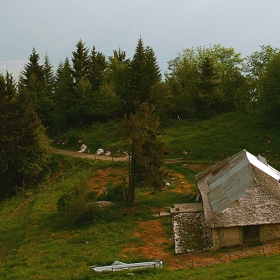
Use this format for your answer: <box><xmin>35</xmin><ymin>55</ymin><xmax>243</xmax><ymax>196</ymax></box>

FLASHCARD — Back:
<box><xmin>52</xmin><ymin>147</ymin><xmax>128</xmax><ymax>161</ymax></box>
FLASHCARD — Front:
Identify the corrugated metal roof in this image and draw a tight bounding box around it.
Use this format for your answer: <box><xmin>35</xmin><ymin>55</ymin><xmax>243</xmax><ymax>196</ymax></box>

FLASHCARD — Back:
<box><xmin>209</xmin><ymin>159</ymin><xmax>256</xmax><ymax>213</ymax></box>
<box><xmin>196</xmin><ymin>149</ymin><xmax>280</xmax><ymax>228</ymax></box>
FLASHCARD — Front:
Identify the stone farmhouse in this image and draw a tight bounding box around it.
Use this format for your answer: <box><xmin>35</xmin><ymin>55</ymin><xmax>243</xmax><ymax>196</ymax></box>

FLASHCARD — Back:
<box><xmin>196</xmin><ymin>149</ymin><xmax>280</xmax><ymax>250</ymax></box>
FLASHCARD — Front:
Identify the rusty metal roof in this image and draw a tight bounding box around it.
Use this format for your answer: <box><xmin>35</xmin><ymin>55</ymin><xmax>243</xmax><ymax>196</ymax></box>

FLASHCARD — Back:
<box><xmin>196</xmin><ymin>149</ymin><xmax>280</xmax><ymax>227</ymax></box>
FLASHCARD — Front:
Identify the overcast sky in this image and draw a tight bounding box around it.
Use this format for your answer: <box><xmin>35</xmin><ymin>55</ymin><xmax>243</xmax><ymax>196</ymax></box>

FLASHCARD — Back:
<box><xmin>1</xmin><ymin>0</ymin><xmax>280</xmax><ymax>78</ymax></box>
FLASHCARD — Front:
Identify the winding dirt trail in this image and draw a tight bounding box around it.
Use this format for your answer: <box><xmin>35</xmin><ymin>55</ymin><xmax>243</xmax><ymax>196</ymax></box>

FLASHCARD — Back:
<box><xmin>52</xmin><ymin>147</ymin><xmax>128</xmax><ymax>161</ymax></box>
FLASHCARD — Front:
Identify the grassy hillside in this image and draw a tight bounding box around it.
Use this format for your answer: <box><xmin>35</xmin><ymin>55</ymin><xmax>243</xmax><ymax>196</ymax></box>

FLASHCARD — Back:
<box><xmin>53</xmin><ymin>110</ymin><xmax>280</xmax><ymax>166</ymax></box>
<box><xmin>160</xmin><ymin>111</ymin><xmax>280</xmax><ymax>164</ymax></box>
<box><xmin>2</xmin><ymin>110</ymin><xmax>280</xmax><ymax>279</ymax></box>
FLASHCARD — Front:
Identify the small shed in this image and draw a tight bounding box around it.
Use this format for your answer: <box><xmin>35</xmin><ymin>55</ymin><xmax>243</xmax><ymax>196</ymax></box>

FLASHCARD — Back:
<box><xmin>196</xmin><ymin>149</ymin><xmax>280</xmax><ymax>250</ymax></box>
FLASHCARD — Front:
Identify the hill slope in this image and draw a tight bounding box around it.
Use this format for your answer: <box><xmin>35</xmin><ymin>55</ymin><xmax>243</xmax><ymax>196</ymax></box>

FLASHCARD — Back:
<box><xmin>2</xmin><ymin>111</ymin><xmax>280</xmax><ymax>279</ymax></box>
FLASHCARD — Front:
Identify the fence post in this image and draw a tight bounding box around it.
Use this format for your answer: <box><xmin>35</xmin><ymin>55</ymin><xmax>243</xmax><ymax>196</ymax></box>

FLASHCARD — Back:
<box><xmin>262</xmin><ymin>248</ymin><xmax>266</xmax><ymax>256</ymax></box>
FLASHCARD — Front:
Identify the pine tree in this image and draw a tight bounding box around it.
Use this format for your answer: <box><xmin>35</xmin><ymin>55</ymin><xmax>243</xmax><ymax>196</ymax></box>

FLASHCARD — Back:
<box><xmin>126</xmin><ymin>38</ymin><xmax>161</xmax><ymax>113</ymax></box>
<box><xmin>54</xmin><ymin>57</ymin><xmax>75</xmax><ymax>127</ymax></box>
<box><xmin>40</xmin><ymin>54</ymin><xmax>56</xmax><ymax>127</ymax></box>
<box><xmin>71</xmin><ymin>39</ymin><xmax>90</xmax><ymax>83</ymax></box>
<box><xmin>196</xmin><ymin>56</ymin><xmax>219</xmax><ymax>117</ymax></box>
<box><xmin>0</xmin><ymin>72</ymin><xmax>50</xmax><ymax>197</ymax></box>
<box><xmin>106</xmin><ymin>48</ymin><xmax>130</xmax><ymax>116</ymax></box>
<box><xmin>118</xmin><ymin>102</ymin><xmax>166</xmax><ymax>204</ymax></box>
<box><xmin>22</xmin><ymin>48</ymin><xmax>44</xmax><ymax>93</ymax></box>
<box><xmin>43</xmin><ymin>54</ymin><xmax>55</xmax><ymax>92</ymax></box>
<box><xmin>22</xmin><ymin>48</ymin><xmax>56</xmax><ymax>127</ymax></box>
<box><xmin>88</xmin><ymin>45</ymin><xmax>106</xmax><ymax>92</ymax></box>
<box><xmin>0</xmin><ymin>73</ymin><xmax>18</xmax><ymax>195</ymax></box>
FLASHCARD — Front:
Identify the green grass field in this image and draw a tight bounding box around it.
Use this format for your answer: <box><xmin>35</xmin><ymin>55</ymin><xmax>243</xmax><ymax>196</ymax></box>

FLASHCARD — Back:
<box><xmin>2</xmin><ymin>110</ymin><xmax>280</xmax><ymax>279</ymax></box>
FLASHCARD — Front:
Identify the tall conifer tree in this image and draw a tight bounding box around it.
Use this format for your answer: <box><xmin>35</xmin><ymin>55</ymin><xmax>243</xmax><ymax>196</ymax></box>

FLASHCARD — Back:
<box><xmin>126</xmin><ymin>38</ymin><xmax>161</xmax><ymax>113</ymax></box>
<box><xmin>88</xmin><ymin>46</ymin><xmax>106</xmax><ymax>92</ymax></box>
<box><xmin>54</xmin><ymin>57</ymin><xmax>75</xmax><ymax>127</ymax></box>
<box><xmin>72</xmin><ymin>39</ymin><xmax>90</xmax><ymax>83</ymax></box>
<box><xmin>118</xmin><ymin>102</ymin><xmax>166</xmax><ymax>204</ymax></box>
<box><xmin>0</xmin><ymin>72</ymin><xmax>50</xmax><ymax>197</ymax></box>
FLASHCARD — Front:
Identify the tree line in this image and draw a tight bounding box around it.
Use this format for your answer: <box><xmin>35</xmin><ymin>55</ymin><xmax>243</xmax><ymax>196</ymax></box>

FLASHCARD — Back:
<box><xmin>9</xmin><ymin>40</ymin><xmax>280</xmax><ymax>130</ymax></box>
<box><xmin>1</xmin><ymin>38</ymin><xmax>280</xmax><ymax>198</ymax></box>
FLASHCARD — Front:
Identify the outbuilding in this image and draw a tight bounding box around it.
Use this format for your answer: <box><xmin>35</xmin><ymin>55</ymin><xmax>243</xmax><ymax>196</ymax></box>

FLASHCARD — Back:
<box><xmin>196</xmin><ymin>149</ymin><xmax>280</xmax><ymax>250</ymax></box>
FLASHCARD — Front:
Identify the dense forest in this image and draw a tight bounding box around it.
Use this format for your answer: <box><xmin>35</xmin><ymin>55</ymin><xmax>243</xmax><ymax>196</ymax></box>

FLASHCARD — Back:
<box><xmin>1</xmin><ymin>38</ymin><xmax>280</xmax><ymax>197</ymax></box>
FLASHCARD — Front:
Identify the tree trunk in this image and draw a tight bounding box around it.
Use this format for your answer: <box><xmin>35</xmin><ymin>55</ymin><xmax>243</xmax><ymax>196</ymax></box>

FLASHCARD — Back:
<box><xmin>121</xmin><ymin>176</ymin><xmax>127</xmax><ymax>202</ymax></box>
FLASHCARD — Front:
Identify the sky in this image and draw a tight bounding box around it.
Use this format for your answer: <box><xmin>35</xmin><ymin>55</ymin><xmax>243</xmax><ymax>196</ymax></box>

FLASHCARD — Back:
<box><xmin>1</xmin><ymin>0</ymin><xmax>280</xmax><ymax>78</ymax></box>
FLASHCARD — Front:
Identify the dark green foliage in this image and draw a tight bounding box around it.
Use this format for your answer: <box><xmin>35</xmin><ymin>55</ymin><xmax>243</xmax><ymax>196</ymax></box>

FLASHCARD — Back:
<box><xmin>57</xmin><ymin>179</ymin><xmax>97</xmax><ymax>225</ymax></box>
<box><xmin>57</xmin><ymin>178</ymin><xmax>126</xmax><ymax>226</ymax></box>
<box><xmin>19</xmin><ymin>42</ymin><xmax>280</xmax><ymax>130</ymax></box>
<box><xmin>40</xmin><ymin>54</ymin><xmax>56</xmax><ymax>127</ymax></box>
<box><xmin>88</xmin><ymin>45</ymin><xmax>106</xmax><ymax>92</ymax></box>
<box><xmin>259</xmin><ymin>52</ymin><xmax>280</xmax><ymax>121</ymax></box>
<box><xmin>0</xmin><ymin>72</ymin><xmax>51</xmax><ymax>197</ymax></box>
<box><xmin>53</xmin><ymin>57</ymin><xmax>75</xmax><ymax>127</ymax></box>
<box><xmin>71</xmin><ymin>39</ymin><xmax>90</xmax><ymax>83</ymax></box>
<box><xmin>166</xmin><ymin>44</ymin><xmax>246</xmax><ymax>119</ymax></box>
<box><xmin>22</xmin><ymin>47</ymin><xmax>44</xmax><ymax>93</ymax></box>
<box><xmin>149</xmin><ymin>82</ymin><xmax>175</xmax><ymax>124</ymax></box>
<box><xmin>126</xmin><ymin>38</ymin><xmax>161</xmax><ymax>114</ymax></box>
<box><xmin>118</xmin><ymin>102</ymin><xmax>166</xmax><ymax>203</ymax></box>
<box><xmin>22</xmin><ymin>48</ymin><xmax>55</xmax><ymax>127</ymax></box>
<box><xmin>98</xmin><ymin>180</ymin><xmax>124</xmax><ymax>203</ymax></box>
<box><xmin>104</xmin><ymin>48</ymin><xmax>130</xmax><ymax>118</ymax></box>
<box><xmin>245</xmin><ymin>45</ymin><xmax>280</xmax><ymax>103</ymax></box>
<box><xmin>196</xmin><ymin>56</ymin><xmax>219</xmax><ymax>117</ymax></box>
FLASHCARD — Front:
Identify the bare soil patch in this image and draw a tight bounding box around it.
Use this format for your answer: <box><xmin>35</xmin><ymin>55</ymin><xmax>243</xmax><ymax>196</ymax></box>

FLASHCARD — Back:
<box><xmin>87</xmin><ymin>167</ymin><xmax>128</xmax><ymax>195</ymax></box>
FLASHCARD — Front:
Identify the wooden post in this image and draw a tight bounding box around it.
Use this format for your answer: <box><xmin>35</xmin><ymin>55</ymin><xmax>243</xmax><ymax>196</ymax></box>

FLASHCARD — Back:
<box><xmin>262</xmin><ymin>248</ymin><xmax>266</xmax><ymax>256</ymax></box>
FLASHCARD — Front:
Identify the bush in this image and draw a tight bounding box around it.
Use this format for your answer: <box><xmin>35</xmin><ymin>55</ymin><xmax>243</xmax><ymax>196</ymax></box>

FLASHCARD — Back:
<box><xmin>98</xmin><ymin>179</ymin><xmax>125</xmax><ymax>203</ymax></box>
<box><xmin>57</xmin><ymin>179</ymin><xmax>98</xmax><ymax>226</ymax></box>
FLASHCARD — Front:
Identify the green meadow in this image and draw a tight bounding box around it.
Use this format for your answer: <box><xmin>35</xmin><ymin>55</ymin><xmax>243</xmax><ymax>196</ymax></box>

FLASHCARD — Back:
<box><xmin>1</xmin><ymin>110</ymin><xmax>280</xmax><ymax>279</ymax></box>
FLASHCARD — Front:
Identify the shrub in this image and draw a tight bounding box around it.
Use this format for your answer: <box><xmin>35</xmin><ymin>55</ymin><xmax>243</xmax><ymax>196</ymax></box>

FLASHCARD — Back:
<box><xmin>57</xmin><ymin>179</ymin><xmax>97</xmax><ymax>225</ymax></box>
<box><xmin>98</xmin><ymin>179</ymin><xmax>125</xmax><ymax>203</ymax></box>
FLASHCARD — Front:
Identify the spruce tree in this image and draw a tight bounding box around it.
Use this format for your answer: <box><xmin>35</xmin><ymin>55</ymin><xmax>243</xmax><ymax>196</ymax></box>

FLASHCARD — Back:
<box><xmin>40</xmin><ymin>54</ymin><xmax>56</xmax><ymax>127</ymax></box>
<box><xmin>106</xmin><ymin>48</ymin><xmax>130</xmax><ymax>116</ymax></box>
<box><xmin>22</xmin><ymin>48</ymin><xmax>55</xmax><ymax>127</ymax></box>
<box><xmin>88</xmin><ymin>46</ymin><xmax>106</xmax><ymax>92</ymax></box>
<box><xmin>196</xmin><ymin>56</ymin><xmax>219</xmax><ymax>117</ymax></box>
<box><xmin>118</xmin><ymin>102</ymin><xmax>166</xmax><ymax>204</ymax></box>
<box><xmin>22</xmin><ymin>48</ymin><xmax>44</xmax><ymax>93</ymax></box>
<box><xmin>126</xmin><ymin>38</ymin><xmax>161</xmax><ymax>113</ymax></box>
<box><xmin>0</xmin><ymin>72</ymin><xmax>50</xmax><ymax>197</ymax></box>
<box><xmin>71</xmin><ymin>39</ymin><xmax>90</xmax><ymax>83</ymax></box>
<box><xmin>54</xmin><ymin>57</ymin><xmax>75</xmax><ymax>127</ymax></box>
